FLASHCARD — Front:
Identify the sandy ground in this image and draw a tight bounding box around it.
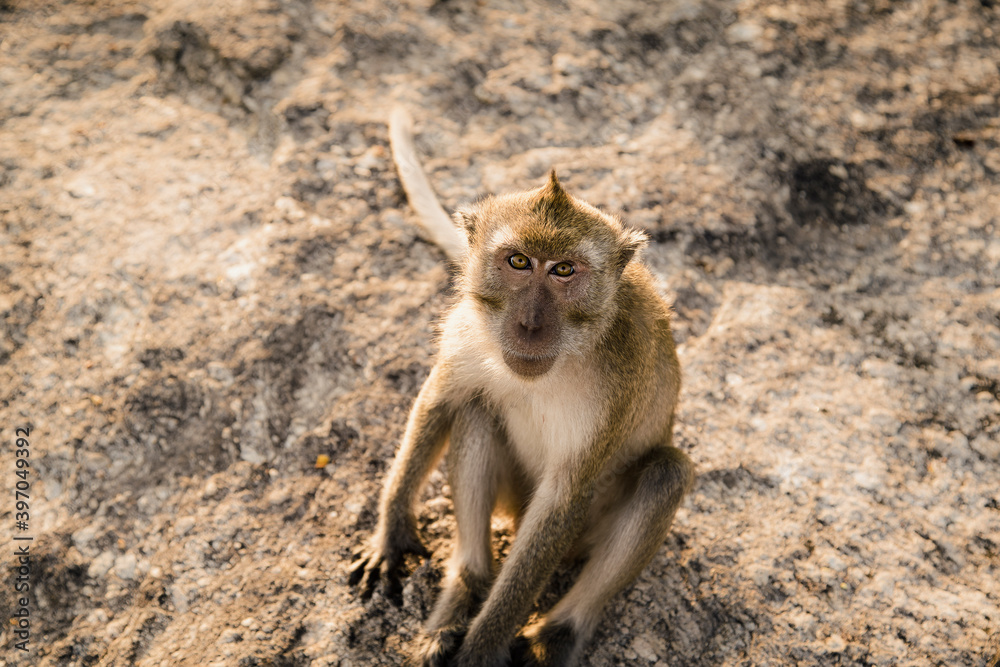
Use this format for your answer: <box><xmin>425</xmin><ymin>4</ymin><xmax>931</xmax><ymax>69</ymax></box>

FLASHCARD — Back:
<box><xmin>1</xmin><ymin>0</ymin><xmax>999</xmax><ymax>665</ymax></box>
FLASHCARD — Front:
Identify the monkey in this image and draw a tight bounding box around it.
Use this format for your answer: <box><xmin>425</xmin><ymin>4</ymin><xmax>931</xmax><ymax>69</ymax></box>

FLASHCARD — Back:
<box><xmin>349</xmin><ymin>108</ymin><xmax>694</xmax><ymax>667</ymax></box>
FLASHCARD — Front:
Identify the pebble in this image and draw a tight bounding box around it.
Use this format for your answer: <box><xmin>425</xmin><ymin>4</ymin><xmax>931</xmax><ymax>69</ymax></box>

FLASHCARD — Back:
<box><xmin>824</xmin><ymin>634</ymin><xmax>847</xmax><ymax>653</ymax></box>
<box><xmin>631</xmin><ymin>633</ymin><xmax>662</xmax><ymax>661</ymax></box>
<box><xmin>220</xmin><ymin>628</ymin><xmax>242</xmax><ymax>643</ymax></box>
<box><xmin>88</xmin><ymin>551</ymin><xmax>115</xmax><ymax>579</ymax></box>
<box><xmin>114</xmin><ymin>553</ymin><xmax>138</xmax><ymax>580</ymax></box>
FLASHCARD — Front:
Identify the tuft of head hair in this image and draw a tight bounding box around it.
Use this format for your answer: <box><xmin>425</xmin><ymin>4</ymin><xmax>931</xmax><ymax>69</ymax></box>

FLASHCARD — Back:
<box><xmin>529</xmin><ymin>171</ymin><xmax>647</xmax><ymax>275</ymax></box>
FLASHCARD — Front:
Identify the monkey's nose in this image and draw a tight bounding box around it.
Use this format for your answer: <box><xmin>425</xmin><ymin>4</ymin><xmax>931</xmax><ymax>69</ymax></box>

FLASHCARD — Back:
<box><xmin>519</xmin><ymin>311</ymin><xmax>543</xmax><ymax>333</ymax></box>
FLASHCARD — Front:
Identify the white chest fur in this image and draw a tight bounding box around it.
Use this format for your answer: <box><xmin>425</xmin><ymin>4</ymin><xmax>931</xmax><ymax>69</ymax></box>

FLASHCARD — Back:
<box><xmin>487</xmin><ymin>356</ymin><xmax>601</xmax><ymax>480</ymax></box>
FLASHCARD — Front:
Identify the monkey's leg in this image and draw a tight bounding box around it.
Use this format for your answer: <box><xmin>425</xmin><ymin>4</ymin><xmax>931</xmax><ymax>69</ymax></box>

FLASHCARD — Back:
<box><xmin>518</xmin><ymin>446</ymin><xmax>693</xmax><ymax>667</ymax></box>
<box><xmin>453</xmin><ymin>472</ymin><xmax>593</xmax><ymax>667</ymax></box>
<box><xmin>415</xmin><ymin>403</ymin><xmax>501</xmax><ymax>667</ymax></box>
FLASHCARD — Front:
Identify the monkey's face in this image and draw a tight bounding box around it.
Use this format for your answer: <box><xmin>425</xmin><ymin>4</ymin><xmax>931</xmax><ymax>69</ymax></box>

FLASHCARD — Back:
<box><xmin>489</xmin><ymin>248</ymin><xmax>594</xmax><ymax>378</ymax></box>
<box><xmin>465</xmin><ymin>232</ymin><xmax>616</xmax><ymax>380</ymax></box>
<box><xmin>457</xmin><ymin>173</ymin><xmax>647</xmax><ymax>380</ymax></box>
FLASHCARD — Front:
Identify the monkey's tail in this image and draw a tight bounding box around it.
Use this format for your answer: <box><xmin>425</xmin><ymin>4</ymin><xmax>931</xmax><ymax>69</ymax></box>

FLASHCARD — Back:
<box><xmin>389</xmin><ymin>107</ymin><xmax>469</xmax><ymax>262</ymax></box>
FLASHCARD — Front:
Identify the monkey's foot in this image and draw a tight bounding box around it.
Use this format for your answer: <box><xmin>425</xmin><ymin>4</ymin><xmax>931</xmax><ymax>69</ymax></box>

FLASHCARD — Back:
<box><xmin>510</xmin><ymin>622</ymin><xmax>579</xmax><ymax>667</ymax></box>
<box><xmin>412</xmin><ymin>626</ymin><xmax>465</xmax><ymax>667</ymax></box>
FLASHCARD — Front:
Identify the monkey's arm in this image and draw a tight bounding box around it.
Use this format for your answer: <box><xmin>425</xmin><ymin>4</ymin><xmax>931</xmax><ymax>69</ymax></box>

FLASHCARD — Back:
<box><xmin>349</xmin><ymin>364</ymin><xmax>454</xmax><ymax>602</ymax></box>
<box><xmin>454</xmin><ymin>471</ymin><xmax>595</xmax><ymax>666</ymax></box>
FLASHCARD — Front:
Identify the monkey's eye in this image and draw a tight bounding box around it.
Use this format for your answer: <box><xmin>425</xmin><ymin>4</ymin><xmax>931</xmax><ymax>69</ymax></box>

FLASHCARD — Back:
<box><xmin>508</xmin><ymin>253</ymin><xmax>531</xmax><ymax>270</ymax></box>
<box><xmin>551</xmin><ymin>262</ymin><xmax>574</xmax><ymax>277</ymax></box>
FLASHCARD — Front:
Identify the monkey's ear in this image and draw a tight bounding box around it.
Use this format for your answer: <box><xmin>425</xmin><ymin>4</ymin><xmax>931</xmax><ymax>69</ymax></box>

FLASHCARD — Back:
<box><xmin>454</xmin><ymin>209</ymin><xmax>478</xmax><ymax>243</ymax></box>
<box><xmin>615</xmin><ymin>227</ymin><xmax>648</xmax><ymax>276</ymax></box>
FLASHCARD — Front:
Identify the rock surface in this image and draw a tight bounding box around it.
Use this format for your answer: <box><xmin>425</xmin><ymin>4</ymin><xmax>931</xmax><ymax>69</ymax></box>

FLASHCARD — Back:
<box><xmin>1</xmin><ymin>0</ymin><xmax>998</xmax><ymax>665</ymax></box>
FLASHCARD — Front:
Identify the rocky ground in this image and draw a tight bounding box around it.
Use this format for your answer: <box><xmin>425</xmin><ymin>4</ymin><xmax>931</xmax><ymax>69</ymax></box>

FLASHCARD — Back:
<box><xmin>1</xmin><ymin>0</ymin><xmax>999</xmax><ymax>665</ymax></box>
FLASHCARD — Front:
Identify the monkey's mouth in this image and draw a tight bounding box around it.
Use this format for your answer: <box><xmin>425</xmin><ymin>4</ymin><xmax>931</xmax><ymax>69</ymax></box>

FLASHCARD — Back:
<box><xmin>501</xmin><ymin>350</ymin><xmax>557</xmax><ymax>378</ymax></box>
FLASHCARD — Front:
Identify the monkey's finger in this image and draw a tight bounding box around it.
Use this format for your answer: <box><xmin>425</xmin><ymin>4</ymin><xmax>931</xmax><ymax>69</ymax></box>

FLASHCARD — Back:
<box><xmin>347</xmin><ymin>555</ymin><xmax>370</xmax><ymax>587</ymax></box>
<box><xmin>349</xmin><ymin>553</ymin><xmax>386</xmax><ymax>601</ymax></box>
<box><xmin>358</xmin><ymin>564</ymin><xmax>382</xmax><ymax>600</ymax></box>
<box><xmin>385</xmin><ymin>572</ymin><xmax>406</xmax><ymax>606</ymax></box>
<box><xmin>381</xmin><ymin>556</ymin><xmax>408</xmax><ymax>606</ymax></box>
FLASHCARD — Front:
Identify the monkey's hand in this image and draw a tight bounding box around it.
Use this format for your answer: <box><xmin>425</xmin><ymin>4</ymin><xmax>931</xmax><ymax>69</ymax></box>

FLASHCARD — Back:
<box><xmin>348</xmin><ymin>520</ymin><xmax>429</xmax><ymax>605</ymax></box>
<box><xmin>413</xmin><ymin>625</ymin><xmax>466</xmax><ymax>667</ymax></box>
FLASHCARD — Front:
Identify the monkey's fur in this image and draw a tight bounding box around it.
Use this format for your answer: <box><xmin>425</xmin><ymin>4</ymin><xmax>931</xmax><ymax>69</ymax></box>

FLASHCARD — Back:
<box><xmin>350</xmin><ymin>112</ymin><xmax>694</xmax><ymax>667</ymax></box>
